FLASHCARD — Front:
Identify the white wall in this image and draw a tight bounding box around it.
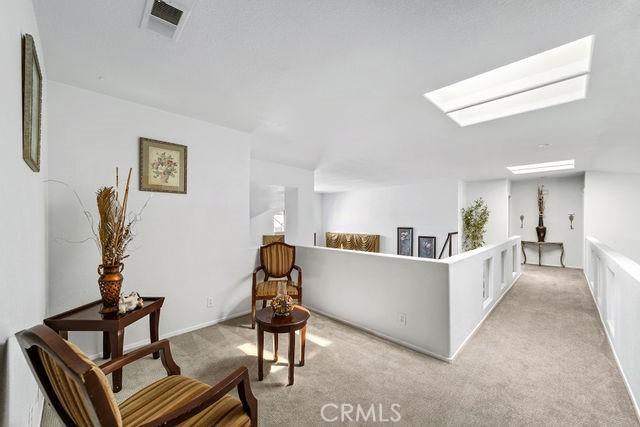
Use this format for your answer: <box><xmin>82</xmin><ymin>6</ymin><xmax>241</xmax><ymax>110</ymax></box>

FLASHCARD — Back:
<box><xmin>0</xmin><ymin>1</ymin><xmax>48</xmax><ymax>424</ymax></box>
<box><xmin>47</xmin><ymin>82</ymin><xmax>253</xmax><ymax>356</ymax></box>
<box><xmin>585</xmin><ymin>172</ymin><xmax>640</xmax><ymax>265</ymax></box>
<box><xmin>298</xmin><ymin>236</ymin><xmax>521</xmax><ymax>360</ymax></box>
<box><xmin>321</xmin><ymin>179</ymin><xmax>459</xmax><ymax>256</ymax></box>
<box><xmin>462</xmin><ymin>179</ymin><xmax>510</xmax><ymax>246</ymax></box>
<box><xmin>510</xmin><ymin>174</ymin><xmax>584</xmax><ymax>268</ymax></box>
<box><xmin>448</xmin><ymin>237</ymin><xmax>521</xmax><ymax>355</ymax></box>
<box><xmin>585</xmin><ymin>237</ymin><xmax>640</xmax><ymax>418</ymax></box>
<box><xmin>250</xmin><ymin>159</ymin><xmax>316</xmax><ymax>246</ymax></box>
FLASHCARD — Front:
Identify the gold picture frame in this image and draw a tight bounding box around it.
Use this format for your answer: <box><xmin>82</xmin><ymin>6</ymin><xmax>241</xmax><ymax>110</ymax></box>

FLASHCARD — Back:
<box><xmin>22</xmin><ymin>34</ymin><xmax>43</xmax><ymax>172</ymax></box>
<box><xmin>139</xmin><ymin>138</ymin><xmax>187</xmax><ymax>194</ymax></box>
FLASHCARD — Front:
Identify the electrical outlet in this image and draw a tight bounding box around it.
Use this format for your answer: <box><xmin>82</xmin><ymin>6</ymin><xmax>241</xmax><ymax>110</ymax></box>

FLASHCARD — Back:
<box><xmin>206</xmin><ymin>296</ymin><xmax>214</xmax><ymax>308</ymax></box>
<box><xmin>398</xmin><ymin>312</ymin><xmax>407</xmax><ymax>326</ymax></box>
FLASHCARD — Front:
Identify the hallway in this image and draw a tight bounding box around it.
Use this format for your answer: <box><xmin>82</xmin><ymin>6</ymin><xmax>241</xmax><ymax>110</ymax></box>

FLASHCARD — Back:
<box><xmin>42</xmin><ymin>265</ymin><xmax>639</xmax><ymax>425</ymax></box>
<box><xmin>454</xmin><ymin>265</ymin><xmax>638</xmax><ymax>424</ymax></box>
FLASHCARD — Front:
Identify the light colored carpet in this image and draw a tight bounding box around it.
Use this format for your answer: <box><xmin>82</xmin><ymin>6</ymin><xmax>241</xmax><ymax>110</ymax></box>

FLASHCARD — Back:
<box><xmin>43</xmin><ymin>265</ymin><xmax>638</xmax><ymax>425</ymax></box>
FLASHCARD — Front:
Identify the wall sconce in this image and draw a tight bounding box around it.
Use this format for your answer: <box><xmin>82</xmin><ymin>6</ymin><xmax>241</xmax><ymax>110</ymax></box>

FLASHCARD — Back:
<box><xmin>568</xmin><ymin>213</ymin><xmax>575</xmax><ymax>229</ymax></box>
<box><xmin>519</xmin><ymin>214</ymin><xmax>524</xmax><ymax>229</ymax></box>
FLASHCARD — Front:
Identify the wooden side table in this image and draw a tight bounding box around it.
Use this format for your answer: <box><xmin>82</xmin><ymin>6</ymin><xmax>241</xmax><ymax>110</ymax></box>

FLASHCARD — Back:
<box><xmin>256</xmin><ymin>305</ymin><xmax>309</xmax><ymax>386</ymax></box>
<box><xmin>521</xmin><ymin>241</ymin><xmax>565</xmax><ymax>268</ymax></box>
<box><xmin>44</xmin><ymin>297</ymin><xmax>168</xmax><ymax>392</ymax></box>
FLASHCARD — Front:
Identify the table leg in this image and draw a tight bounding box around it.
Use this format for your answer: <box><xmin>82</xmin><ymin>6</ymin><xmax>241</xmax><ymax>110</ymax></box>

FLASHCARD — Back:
<box><xmin>288</xmin><ymin>330</ymin><xmax>295</xmax><ymax>386</ymax></box>
<box><xmin>102</xmin><ymin>332</ymin><xmax>111</xmax><ymax>359</ymax></box>
<box><xmin>109</xmin><ymin>330</ymin><xmax>124</xmax><ymax>392</ymax></box>
<box><xmin>300</xmin><ymin>326</ymin><xmax>306</xmax><ymax>367</ymax></box>
<box><xmin>521</xmin><ymin>244</ymin><xmax>527</xmax><ymax>265</ymax></box>
<box><xmin>150</xmin><ymin>309</ymin><xmax>160</xmax><ymax>359</ymax></box>
<box><xmin>273</xmin><ymin>333</ymin><xmax>279</xmax><ymax>362</ymax></box>
<box><xmin>257</xmin><ymin>326</ymin><xmax>264</xmax><ymax>381</ymax></box>
<box><xmin>560</xmin><ymin>244</ymin><xmax>566</xmax><ymax>268</ymax></box>
<box><xmin>538</xmin><ymin>244</ymin><xmax>542</xmax><ymax>266</ymax></box>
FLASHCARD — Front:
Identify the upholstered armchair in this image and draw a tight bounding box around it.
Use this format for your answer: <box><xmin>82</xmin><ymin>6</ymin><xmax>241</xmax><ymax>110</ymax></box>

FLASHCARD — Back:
<box><xmin>16</xmin><ymin>325</ymin><xmax>258</xmax><ymax>426</ymax></box>
<box><xmin>252</xmin><ymin>242</ymin><xmax>302</xmax><ymax>329</ymax></box>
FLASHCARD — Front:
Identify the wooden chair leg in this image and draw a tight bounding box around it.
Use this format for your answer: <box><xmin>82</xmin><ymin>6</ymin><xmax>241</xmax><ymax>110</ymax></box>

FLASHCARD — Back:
<box><xmin>262</xmin><ymin>300</ymin><xmax>267</xmax><ymax>309</ymax></box>
<box><xmin>251</xmin><ymin>297</ymin><xmax>256</xmax><ymax>329</ymax></box>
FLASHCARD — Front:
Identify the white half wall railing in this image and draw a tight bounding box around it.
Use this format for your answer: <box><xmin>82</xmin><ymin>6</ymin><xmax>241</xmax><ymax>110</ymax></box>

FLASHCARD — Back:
<box><xmin>297</xmin><ymin>236</ymin><xmax>522</xmax><ymax>361</ymax></box>
<box><xmin>585</xmin><ymin>237</ymin><xmax>640</xmax><ymax>419</ymax></box>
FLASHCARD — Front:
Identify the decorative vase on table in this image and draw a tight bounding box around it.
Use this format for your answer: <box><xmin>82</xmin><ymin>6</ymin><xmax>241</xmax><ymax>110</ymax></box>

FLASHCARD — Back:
<box><xmin>95</xmin><ymin>168</ymin><xmax>138</xmax><ymax>314</ymax></box>
<box><xmin>270</xmin><ymin>282</ymin><xmax>294</xmax><ymax>317</ymax></box>
<box><xmin>536</xmin><ymin>215</ymin><xmax>547</xmax><ymax>242</ymax></box>
<box><xmin>98</xmin><ymin>263</ymin><xmax>124</xmax><ymax>313</ymax></box>
<box><xmin>536</xmin><ymin>184</ymin><xmax>547</xmax><ymax>242</ymax></box>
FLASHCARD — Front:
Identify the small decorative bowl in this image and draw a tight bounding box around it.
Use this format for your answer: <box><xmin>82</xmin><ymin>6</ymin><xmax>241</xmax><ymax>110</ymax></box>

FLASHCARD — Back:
<box><xmin>270</xmin><ymin>294</ymin><xmax>294</xmax><ymax>317</ymax></box>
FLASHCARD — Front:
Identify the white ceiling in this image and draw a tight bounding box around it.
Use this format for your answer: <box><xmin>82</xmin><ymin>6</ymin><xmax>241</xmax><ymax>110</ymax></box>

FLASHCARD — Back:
<box><xmin>34</xmin><ymin>0</ymin><xmax>640</xmax><ymax>192</ymax></box>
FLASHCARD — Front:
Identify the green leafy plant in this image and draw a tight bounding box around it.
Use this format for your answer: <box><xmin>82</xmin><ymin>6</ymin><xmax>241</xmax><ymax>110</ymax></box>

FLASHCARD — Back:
<box><xmin>461</xmin><ymin>198</ymin><xmax>490</xmax><ymax>251</ymax></box>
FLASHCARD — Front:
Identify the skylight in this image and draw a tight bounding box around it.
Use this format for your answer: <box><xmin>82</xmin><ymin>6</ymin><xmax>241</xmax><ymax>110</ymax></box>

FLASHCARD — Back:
<box><xmin>507</xmin><ymin>160</ymin><xmax>575</xmax><ymax>175</ymax></box>
<box><xmin>424</xmin><ymin>36</ymin><xmax>594</xmax><ymax>126</ymax></box>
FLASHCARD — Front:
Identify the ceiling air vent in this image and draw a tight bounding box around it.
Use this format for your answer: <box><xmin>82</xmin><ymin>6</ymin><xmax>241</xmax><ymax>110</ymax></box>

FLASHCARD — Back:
<box><xmin>140</xmin><ymin>0</ymin><xmax>198</xmax><ymax>41</ymax></box>
<box><xmin>151</xmin><ymin>1</ymin><xmax>183</xmax><ymax>25</ymax></box>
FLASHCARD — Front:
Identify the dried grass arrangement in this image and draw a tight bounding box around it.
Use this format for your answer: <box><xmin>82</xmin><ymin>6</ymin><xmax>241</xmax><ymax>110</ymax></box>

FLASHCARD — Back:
<box><xmin>97</xmin><ymin>168</ymin><xmax>134</xmax><ymax>267</ymax></box>
<box><xmin>45</xmin><ymin>167</ymin><xmax>150</xmax><ymax>312</ymax></box>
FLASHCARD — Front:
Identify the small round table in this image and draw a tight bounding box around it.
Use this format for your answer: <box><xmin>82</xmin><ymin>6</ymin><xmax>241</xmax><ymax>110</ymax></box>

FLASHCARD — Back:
<box><xmin>256</xmin><ymin>305</ymin><xmax>310</xmax><ymax>385</ymax></box>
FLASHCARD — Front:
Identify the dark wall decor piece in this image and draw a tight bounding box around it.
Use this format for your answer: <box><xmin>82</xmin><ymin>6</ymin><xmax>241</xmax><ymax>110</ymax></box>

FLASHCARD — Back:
<box><xmin>519</xmin><ymin>214</ymin><xmax>524</xmax><ymax>229</ymax></box>
<box><xmin>22</xmin><ymin>34</ymin><xmax>43</xmax><ymax>172</ymax></box>
<box><xmin>139</xmin><ymin>138</ymin><xmax>187</xmax><ymax>194</ymax></box>
<box><xmin>536</xmin><ymin>184</ymin><xmax>546</xmax><ymax>242</ymax></box>
<box><xmin>397</xmin><ymin>227</ymin><xmax>413</xmax><ymax>256</ymax></box>
<box><xmin>418</xmin><ymin>236</ymin><xmax>437</xmax><ymax>259</ymax></box>
<box><xmin>568</xmin><ymin>213</ymin><xmax>575</xmax><ymax>229</ymax></box>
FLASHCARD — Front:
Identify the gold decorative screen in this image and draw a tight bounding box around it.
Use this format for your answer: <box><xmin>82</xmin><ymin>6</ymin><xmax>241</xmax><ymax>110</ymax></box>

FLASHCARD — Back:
<box><xmin>325</xmin><ymin>232</ymin><xmax>380</xmax><ymax>253</ymax></box>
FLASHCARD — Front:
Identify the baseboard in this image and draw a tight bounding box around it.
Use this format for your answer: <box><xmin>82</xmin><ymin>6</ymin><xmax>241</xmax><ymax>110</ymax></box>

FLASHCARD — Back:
<box><xmin>583</xmin><ymin>271</ymin><xmax>640</xmax><ymax>422</ymax></box>
<box><xmin>448</xmin><ymin>271</ymin><xmax>522</xmax><ymax>361</ymax></box>
<box><xmin>88</xmin><ymin>310</ymin><xmax>251</xmax><ymax>360</ymax></box>
<box><xmin>304</xmin><ymin>306</ymin><xmax>452</xmax><ymax>363</ymax></box>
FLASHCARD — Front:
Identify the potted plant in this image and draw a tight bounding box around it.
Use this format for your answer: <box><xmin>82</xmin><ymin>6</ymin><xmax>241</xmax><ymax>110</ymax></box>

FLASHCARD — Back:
<box><xmin>461</xmin><ymin>198</ymin><xmax>490</xmax><ymax>251</ymax></box>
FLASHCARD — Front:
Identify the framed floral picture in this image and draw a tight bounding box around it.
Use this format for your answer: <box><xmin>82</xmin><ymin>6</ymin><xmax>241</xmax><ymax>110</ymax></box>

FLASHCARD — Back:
<box><xmin>22</xmin><ymin>34</ymin><xmax>43</xmax><ymax>172</ymax></box>
<box><xmin>139</xmin><ymin>138</ymin><xmax>187</xmax><ymax>194</ymax></box>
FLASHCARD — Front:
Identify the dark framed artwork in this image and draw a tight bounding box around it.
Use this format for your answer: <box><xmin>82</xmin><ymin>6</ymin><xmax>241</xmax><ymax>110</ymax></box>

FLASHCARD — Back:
<box><xmin>139</xmin><ymin>138</ymin><xmax>187</xmax><ymax>194</ymax></box>
<box><xmin>418</xmin><ymin>236</ymin><xmax>437</xmax><ymax>259</ymax></box>
<box><xmin>22</xmin><ymin>34</ymin><xmax>43</xmax><ymax>172</ymax></box>
<box><xmin>397</xmin><ymin>227</ymin><xmax>413</xmax><ymax>256</ymax></box>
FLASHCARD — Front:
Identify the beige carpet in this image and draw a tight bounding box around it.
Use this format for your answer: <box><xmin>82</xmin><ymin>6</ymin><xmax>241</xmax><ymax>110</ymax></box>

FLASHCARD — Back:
<box><xmin>43</xmin><ymin>265</ymin><xmax>638</xmax><ymax>425</ymax></box>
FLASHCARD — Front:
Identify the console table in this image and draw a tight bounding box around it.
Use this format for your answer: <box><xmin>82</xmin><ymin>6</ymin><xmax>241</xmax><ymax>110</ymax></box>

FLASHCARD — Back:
<box><xmin>44</xmin><ymin>297</ymin><xmax>167</xmax><ymax>392</ymax></box>
<box><xmin>521</xmin><ymin>241</ymin><xmax>565</xmax><ymax>268</ymax></box>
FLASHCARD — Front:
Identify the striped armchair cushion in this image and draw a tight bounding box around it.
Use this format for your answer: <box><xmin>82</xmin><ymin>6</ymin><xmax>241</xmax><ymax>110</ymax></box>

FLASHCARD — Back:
<box><xmin>255</xmin><ymin>280</ymin><xmax>299</xmax><ymax>298</ymax></box>
<box><xmin>261</xmin><ymin>243</ymin><xmax>295</xmax><ymax>277</ymax></box>
<box><xmin>38</xmin><ymin>340</ymin><xmax>122</xmax><ymax>427</ymax></box>
<box><xmin>120</xmin><ymin>375</ymin><xmax>250</xmax><ymax>426</ymax></box>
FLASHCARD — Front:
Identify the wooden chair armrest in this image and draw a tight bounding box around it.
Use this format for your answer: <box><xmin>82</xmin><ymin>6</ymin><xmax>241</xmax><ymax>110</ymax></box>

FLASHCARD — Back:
<box><xmin>99</xmin><ymin>339</ymin><xmax>180</xmax><ymax>376</ymax></box>
<box><xmin>252</xmin><ymin>266</ymin><xmax>264</xmax><ymax>291</ymax></box>
<box><xmin>292</xmin><ymin>264</ymin><xmax>303</xmax><ymax>288</ymax></box>
<box><xmin>139</xmin><ymin>366</ymin><xmax>258</xmax><ymax>427</ymax></box>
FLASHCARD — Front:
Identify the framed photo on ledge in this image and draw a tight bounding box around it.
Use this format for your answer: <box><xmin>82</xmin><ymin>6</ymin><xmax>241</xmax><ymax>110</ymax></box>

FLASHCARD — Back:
<box><xmin>139</xmin><ymin>138</ymin><xmax>187</xmax><ymax>194</ymax></box>
<box><xmin>418</xmin><ymin>236</ymin><xmax>437</xmax><ymax>259</ymax></box>
<box><xmin>397</xmin><ymin>227</ymin><xmax>413</xmax><ymax>256</ymax></box>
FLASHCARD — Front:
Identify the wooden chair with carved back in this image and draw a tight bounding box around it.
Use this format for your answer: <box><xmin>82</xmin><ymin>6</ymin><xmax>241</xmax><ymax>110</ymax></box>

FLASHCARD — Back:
<box><xmin>16</xmin><ymin>324</ymin><xmax>258</xmax><ymax>426</ymax></box>
<box><xmin>252</xmin><ymin>242</ymin><xmax>302</xmax><ymax>329</ymax></box>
